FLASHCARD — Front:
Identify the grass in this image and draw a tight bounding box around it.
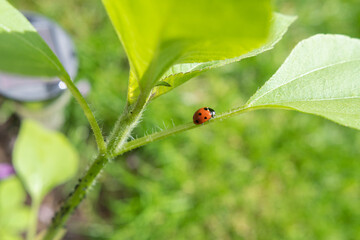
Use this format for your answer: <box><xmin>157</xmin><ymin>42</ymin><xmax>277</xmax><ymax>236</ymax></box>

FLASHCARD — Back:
<box><xmin>8</xmin><ymin>0</ymin><xmax>360</xmax><ymax>239</ymax></box>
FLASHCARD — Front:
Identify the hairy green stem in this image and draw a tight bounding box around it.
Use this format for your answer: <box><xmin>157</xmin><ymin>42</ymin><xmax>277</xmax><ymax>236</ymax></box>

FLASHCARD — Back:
<box><xmin>114</xmin><ymin>122</ymin><xmax>196</xmax><ymax>157</ymax></box>
<box><xmin>43</xmin><ymin>153</ymin><xmax>111</xmax><ymax>240</ymax></box>
<box><xmin>113</xmin><ymin>105</ymin><xmax>295</xmax><ymax>157</ymax></box>
<box><xmin>60</xmin><ymin>74</ymin><xmax>106</xmax><ymax>154</ymax></box>
<box><xmin>44</xmin><ymin>90</ymin><xmax>150</xmax><ymax>240</ymax></box>
<box><xmin>27</xmin><ymin>198</ymin><xmax>40</xmax><ymax>240</ymax></box>
<box><xmin>107</xmin><ymin>91</ymin><xmax>149</xmax><ymax>153</ymax></box>
<box><xmin>106</xmin><ymin>107</ymin><xmax>143</xmax><ymax>153</ymax></box>
<box><xmin>113</xmin><ymin>105</ymin><xmax>256</xmax><ymax>156</ymax></box>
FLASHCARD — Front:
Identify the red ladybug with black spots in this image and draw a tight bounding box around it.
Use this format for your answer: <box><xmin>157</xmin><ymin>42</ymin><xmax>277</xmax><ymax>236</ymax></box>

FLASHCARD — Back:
<box><xmin>193</xmin><ymin>107</ymin><xmax>216</xmax><ymax>125</ymax></box>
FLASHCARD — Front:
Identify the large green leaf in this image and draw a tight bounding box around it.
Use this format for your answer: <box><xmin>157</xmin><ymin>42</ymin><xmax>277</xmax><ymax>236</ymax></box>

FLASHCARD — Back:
<box><xmin>102</xmin><ymin>0</ymin><xmax>272</xmax><ymax>104</ymax></box>
<box><xmin>0</xmin><ymin>1</ymin><xmax>66</xmax><ymax>76</ymax></box>
<box><xmin>0</xmin><ymin>177</ymin><xmax>30</xmax><ymax>239</ymax></box>
<box><xmin>152</xmin><ymin>13</ymin><xmax>296</xmax><ymax>100</ymax></box>
<box><xmin>246</xmin><ymin>34</ymin><xmax>360</xmax><ymax>129</ymax></box>
<box><xmin>13</xmin><ymin>120</ymin><xmax>79</xmax><ymax>201</ymax></box>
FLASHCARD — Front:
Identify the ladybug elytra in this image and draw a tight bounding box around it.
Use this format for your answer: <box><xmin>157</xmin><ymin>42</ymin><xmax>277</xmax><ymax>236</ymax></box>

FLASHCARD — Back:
<box><xmin>193</xmin><ymin>107</ymin><xmax>215</xmax><ymax>125</ymax></box>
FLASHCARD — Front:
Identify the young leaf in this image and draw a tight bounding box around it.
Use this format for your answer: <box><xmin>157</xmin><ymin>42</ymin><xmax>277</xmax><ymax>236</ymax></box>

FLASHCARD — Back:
<box><xmin>102</xmin><ymin>0</ymin><xmax>272</xmax><ymax>104</ymax></box>
<box><xmin>152</xmin><ymin>13</ymin><xmax>297</xmax><ymax>100</ymax></box>
<box><xmin>13</xmin><ymin>120</ymin><xmax>78</xmax><ymax>201</ymax></box>
<box><xmin>0</xmin><ymin>1</ymin><xmax>66</xmax><ymax>77</ymax></box>
<box><xmin>246</xmin><ymin>34</ymin><xmax>360</xmax><ymax>129</ymax></box>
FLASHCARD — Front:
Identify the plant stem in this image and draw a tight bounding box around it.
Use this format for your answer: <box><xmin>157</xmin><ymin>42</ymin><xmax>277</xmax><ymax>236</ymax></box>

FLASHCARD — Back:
<box><xmin>114</xmin><ymin>122</ymin><xmax>196</xmax><ymax>156</ymax></box>
<box><xmin>107</xmin><ymin>92</ymin><xmax>149</xmax><ymax>153</ymax></box>
<box><xmin>27</xmin><ymin>198</ymin><xmax>41</xmax><ymax>240</ymax></box>
<box><xmin>113</xmin><ymin>104</ymin><xmax>295</xmax><ymax>157</ymax></box>
<box><xmin>43</xmin><ymin>153</ymin><xmax>111</xmax><ymax>240</ymax></box>
<box><xmin>60</xmin><ymin>74</ymin><xmax>106</xmax><ymax>154</ymax></box>
<box><xmin>44</xmin><ymin>91</ymin><xmax>150</xmax><ymax>240</ymax></box>
<box><xmin>44</xmin><ymin>108</ymin><xmax>144</xmax><ymax>239</ymax></box>
<box><xmin>43</xmin><ymin>96</ymin><xmax>292</xmax><ymax>239</ymax></box>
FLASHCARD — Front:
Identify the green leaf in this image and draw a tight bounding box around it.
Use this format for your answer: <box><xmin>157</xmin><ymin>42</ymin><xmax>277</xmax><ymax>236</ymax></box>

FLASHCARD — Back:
<box><xmin>102</xmin><ymin>0</ymin><xmax>273</xmax><ymax>104</ymax></box>
<box><xmin>0</xmin><ymin>177</ymin><xmax>30</xmax><ymax>238</ymax></box>
<box><xmin>152</xmin><ymin>13</ymin><xmax>297</xmax><ymax>100</ymax></box>
<box><xmin>246</xmin><ymin>34</ymin><xmax>360</xmax><ymax>129</ymax></box>
<box><xmin>13</xmin><ymin>120</ymin><xmax>79</xmax><ymax>201</ymax></box>
<box><xmin>0</xmin><ymin>1</ymin><xmax>66</xmax><ymax>76</ymax></box>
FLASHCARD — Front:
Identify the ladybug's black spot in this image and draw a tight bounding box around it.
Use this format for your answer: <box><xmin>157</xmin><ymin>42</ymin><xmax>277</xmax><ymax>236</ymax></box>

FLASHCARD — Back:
<box><xmin>204</xmin><ymin>117</ymin><xmax>207</xmax><ymax>119</ymax></box>
<box><xmin>195</xmin><ymin>120</ymin><xmax>199</xmax><ymax>123</ymax></box>
<box><xmin>198</xmin><ymin>112</ymin><xmax>202</xmax><ymax>116</ymax></box>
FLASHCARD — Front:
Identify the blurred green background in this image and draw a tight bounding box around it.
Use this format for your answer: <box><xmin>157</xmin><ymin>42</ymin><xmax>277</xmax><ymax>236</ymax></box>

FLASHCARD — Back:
<box><xmin>6</xmin><ymin>0</ymin><xmax>360</xmax><ymax>239</ymax></box>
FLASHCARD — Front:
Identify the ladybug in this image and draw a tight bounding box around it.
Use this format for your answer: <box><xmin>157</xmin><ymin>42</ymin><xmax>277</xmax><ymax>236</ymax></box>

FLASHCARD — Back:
<box><xmin>193</xmin><ymin>107</ymin><xmax>216</xmax><ymax>125</ymax></box>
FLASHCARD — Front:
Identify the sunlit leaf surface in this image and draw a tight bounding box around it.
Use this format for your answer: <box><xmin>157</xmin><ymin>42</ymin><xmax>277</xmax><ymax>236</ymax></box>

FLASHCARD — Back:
<box><xmin>152</xmin><ymin>13</ymin><xmax>296</xmax><ymax>100</ymax></box>
<box><xmin>247</xmin><ymin>34</ymin><xmax>360</xmax><ymax>129</ymax></box>
<box><xmin>102</xmin><ymin>0</ymin><xmax>272</xmax><ymax>104</ymax></box>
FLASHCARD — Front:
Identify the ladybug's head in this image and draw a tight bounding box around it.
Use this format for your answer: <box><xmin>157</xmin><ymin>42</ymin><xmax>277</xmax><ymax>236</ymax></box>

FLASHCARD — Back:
<box><xmin>204</xmin><ymin>107</ymin><xmax>216</xmax><ymax>118</ymax></box>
